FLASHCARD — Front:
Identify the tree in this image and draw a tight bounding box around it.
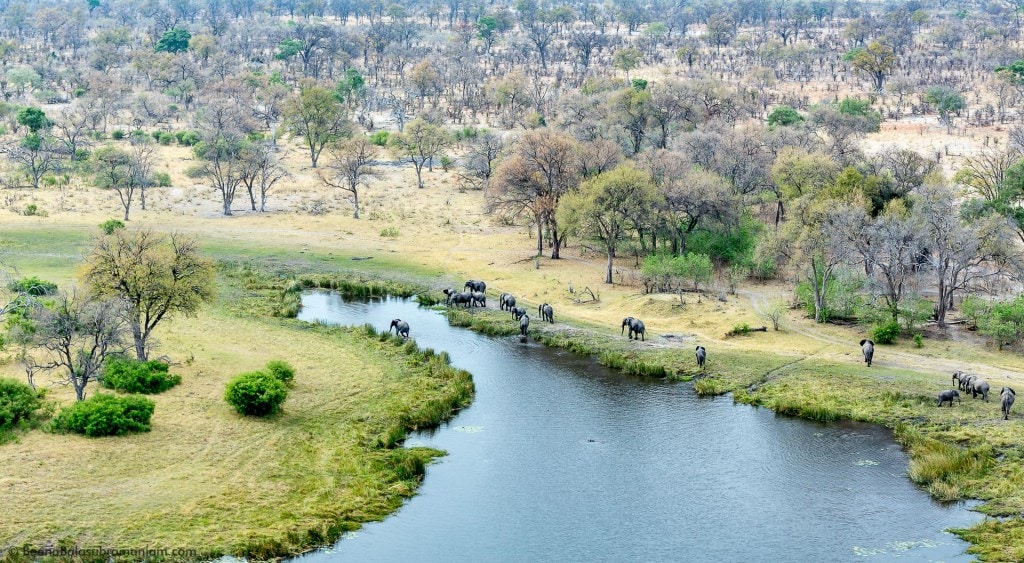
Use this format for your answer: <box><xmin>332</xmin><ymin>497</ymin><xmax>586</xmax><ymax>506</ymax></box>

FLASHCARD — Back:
<box><xmin>24</xmin><ymin>291</ymin><xmax>127</xmax><ymax>401</ymax></box>
<box><xmin>239</xmin><ymin>144</ymin><xmax>288</xmax><ymax>213</ymax></box>
<box><xmin>613</xmin><ymin>47</ymin><xmax>643</xmax><ymax>81</ymax></box>
<box><xmin>770</xmin><ymin>147</ymin><xmax>838</xmax><ymax>225</ymax></box>
<box><xmin>192</xmin><ymin>136</ymin><xmax>247</xmax><ymax>216</ymax></box>
<box><xmin>924</xmin><ymin>86</ymin><xmax>965</xmax><ymax>134</ymax></box>
<box><xmin>489</xmin><ymin>129</ymin><xmax>579</xmax><ymax>258</ymax></box>
<box><xmin>154</xmin><ymin>27</ymin><xmax>191</xmax><ymax>53</ymax></box>
<box><xmin>558</xmin><ymin>165</ymin><xmax>661</xmax><ymax>283</ymax></box>
<box><xmin>843</xmin><ymin>41</ymin><xmax>895</xmax><ymax>93</ymax></box>
<box><xmin>389</xmin><ymin>118</ymin><xmax>450</xmax><ymax>189</ymax></box>
<box><xmin>82</xmin><ymin>230</ymin><xmax>215</xmax><ymax>361</ymax></box>
<box><xmin>767</xmin><ymin>105</ymin><xmax>804</xmax><ymax>128</ymax></box>
<box><xmin>283</xmin><ymin>84</ymin><xmax>350</xmax><ymax>168</ymax></box>
<box><xmin>94</xmin><ymin>146</ymin><xmax>141</xmax><ymax>220</ymax></box>
<box><xmin>320</xmin><ymin>137</ymin><xmax>377</xmax><ymax>218</ymax></box>
<box><xmin>4</xmin><ymin>133</ymin><xmax>61</xmax><ymax>189</ymax></box>
<box><xmin>457</xmin><ymin>130</ymin><xmax>505</xmax><ymax>191</ymax></box>
<box><xmin>16</xmin><ymin>106</ymin><xmax>49</xmax><ymax>132</ymax></box>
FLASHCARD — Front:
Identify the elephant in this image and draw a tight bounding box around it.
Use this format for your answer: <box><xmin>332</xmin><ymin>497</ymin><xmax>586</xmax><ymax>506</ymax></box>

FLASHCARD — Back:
<box><xmin>622</xmin><ymin>317</ymin><xmax>645</xmax><ymax>341</ymax></box>
<box><xmin>512</xmin><ymin>306</ymin><xmax>527</xmax><ymax>321</ymax></box>
<box><xmin>500</xmin><ymin>294</ymin><xmax>517</xmax><ymax>312</ymax></box>
<box><xmin>859</xmin><ymin>339</ymin><xmax>874</xmax><ymax>367</ymax></box>
<box><xmin>389</xmin><ymin>319</ymin><xmax>410</xmax><ymax>338</ymax></box>
<box><xmin>969</xmin><ymin>377</ymin><xmax>991</xmax><ymax>402</ymax></box>
<box><xmin>464</xmin><ymin>280</ymin><xmax>486</xmax><ymax>293</ymax></box>
<box><xmin>1001</xmin><ymin>387</ymin><xmax>1016</xmax><ymax>420</ymax></box>
<box><xmin>449</xmin><ymin>291</ymin><xmax>473</xmax><ymax>308</ymax></box>
<box><xmin>953</xmin><ymin>371</ymin><xmax>975</xmax><ymax>392</ymax></box>
<box><xmin>471</xmin><ymin>291</ymin><xmax>487</xmax><ymax>307</ymax></box>
<box><xmin>695</xmin><ymin>346</ymin><xmax>707</xmax><ymax>372</ymax></box>
<box><xmin>538</xmin><ymin>303</ymin><xmax>554</xmax><ymax>323</ymax></box>
<box><xmin>442</xmin><ymin>288</ymin><xmax>457</xmax><ymax>305</ymax></box>
<box><xmin>519</xmin><ymin>313</ymin><xmax>530</xmax><ymax>337</ymax></box>
<box><xmin>937</xmin><ymin>389</ymin><xmax>961</xmax><ymax>407</ymax></box>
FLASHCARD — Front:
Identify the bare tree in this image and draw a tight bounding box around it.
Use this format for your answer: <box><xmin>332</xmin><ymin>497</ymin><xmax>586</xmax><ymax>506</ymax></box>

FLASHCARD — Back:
<box><xmin>239</xmin><ymin>144</ymin><xmax>289</xmax><ymax>213</ymax></box>
<box><xmin>320</xmin><ymin>137</ymin><xmax>377</xmax><ymax>218</ymax></box>
<box><xmin>457</xmin><ymin>130</ymin><xmax>505</xmax><ymax>191</ymax></box>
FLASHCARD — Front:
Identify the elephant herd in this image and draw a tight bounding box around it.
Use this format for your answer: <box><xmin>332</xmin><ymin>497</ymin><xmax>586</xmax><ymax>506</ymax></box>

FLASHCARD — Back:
<box><xmin>940</xmin><ymin>371</ymin><xmax>1017</xmax><ymax>420</ymax></box>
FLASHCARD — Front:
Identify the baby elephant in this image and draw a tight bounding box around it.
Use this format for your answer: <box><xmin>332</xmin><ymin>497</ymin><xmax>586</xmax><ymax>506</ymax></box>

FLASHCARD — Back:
<box><xmin>859</xmin><ymin>339</ymin><xmax>874</xmax><ymax>367</ymax></box>
<box><xmin>538</xmin><ymin>303</ymin><xmax>554</xmax><ymax>323</ymax></box>
<box><xmin>512</xmin><ymin>306</ymin><xmax>527</xmax><ymax>321</ymax></box>
<box><xmin>519</xmin><ymin>313</ymin><xmax>530</xmax><ymax>337</ymax></box>
<box><xmin>937</xmin><ymin>389</ymin><xmax>961</xmax><ymax>407</ymax></box>
<box><xmin>389</xmin><ymin>319</ymin><xmax>410</xmax><ymax>339</ymax></box>
<box><xmin>695</xmin><ymin>346</ymin><xmax>707</xmax><ymax>372</ymax></box>
<box><xmin>1001</xmin><ymin>387</ymin><xmax>1016</xmax><ymax>420</ymax></box>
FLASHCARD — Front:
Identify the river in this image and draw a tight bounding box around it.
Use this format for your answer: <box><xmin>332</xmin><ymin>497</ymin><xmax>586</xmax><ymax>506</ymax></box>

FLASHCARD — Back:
<box><xmin>295</xmin><ymin>292</ymin><xmax>980</xmax><ymax>562</ymax></box>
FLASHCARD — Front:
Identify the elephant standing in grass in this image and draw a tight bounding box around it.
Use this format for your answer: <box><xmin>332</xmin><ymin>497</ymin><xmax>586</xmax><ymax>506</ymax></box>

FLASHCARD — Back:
<box><xmin>538</xmin><ymin>303</ymin><xmax>554</xmax><ymax>323</ymax></box>
<box><xmin>622</xmin><ymin>317</ymin><xmax>645</xmax><ymax>341</ymax></box>
<box><xmin>859</xmin><ymin>339</ymin><xmax>874</xmax><ymax>367</ymax></box>
<box><xmin>449</xmin><ymin>292</ymin><xmax>473</xmax><ymax>308</ymax></box>
<box><xmin>1001</xmin><ymin>387</ymin><xmax>1016</xmax><ymax>420</ymax></box>
<box><xmin>512</xmin><ymin>306</ymin><xmax>527</xmax><ymax>321</ymax></box>
<box><xmin>500</xmin><ymin>293</ymin><xmax>516</xmax><ymax>311</ymax></box>
<box><xmin>465</xmin><ymin>280</ymin><xmax>486</xmax><ymax>293</ymax></box>
<box><xmin>519</xmin><ymin>314</ymin><xmax>530</xmax><ymax>337</ymax></box>
<box><xmin>937</xmin><ymin>389</ymin><xmax>961</xmax><ymax>407</ymax></box>
<box><xmin>953</xmin><ymin>371</ymin><xmax>976</xmax><ymax>393</ymax></box>
<box><xmin>969</xmin><ymin>377</ymin><xmax>991</xmax><ymax>402</ymax></box>
<box><xmin>442</xmin><ymin>288</ymin><xmax>456</xmax><ymax>305</ymax></box>
<box><xmin>471</xmin><ymin>291</ymin><xmax>486</xmax><ymax>307</ymax></box>
<box><xmin>389</xmin><ymin>319</ymin><xmax>410</xmax><ymax>338</ymax></box>
<box><xmin>695</xmin><ymin>346</ymin><xmax>707</xmax><ymax>372</ymax></box>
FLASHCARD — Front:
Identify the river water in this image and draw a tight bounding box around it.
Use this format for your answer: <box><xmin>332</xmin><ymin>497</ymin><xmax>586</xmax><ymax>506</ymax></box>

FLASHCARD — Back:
<box><xmin>295</xmin><ymin>292</ymin><xmax>980</xmax><ymax>562</ymax></box>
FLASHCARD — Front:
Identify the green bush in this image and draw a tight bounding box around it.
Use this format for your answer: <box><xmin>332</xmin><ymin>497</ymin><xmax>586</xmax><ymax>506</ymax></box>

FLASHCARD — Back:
<box><xmin>99</xmin><ymin>219</ymin><xmax>125</xmax><ymax>234</ymax></box>
<box><xmin>767</xmin><ymin>105</ymin><xmax>804</xmax><ymax>127</ymax></box>
<box><xmin>51</xmin><ymin>394</ymin><xmax>155</xmax><ymax>437</ymax></box>
<box><xmin>153</xmin><ymin>171</ymin><xmax>172</xmax><ymax>187</ymax></box>
<box><xmin>225</xmin><ymin>371</ymin><xmax>288</xmax><ymax>417</ymax></box>
<box><xmin>111</xmin><ymin>129</ymin><xmax>125</xmax><ymax>140</ymax></box>
<box><xmin>0</xmin><ymin>378</ymin><xmax>46</xmax><ymax>434</ymax></box>
<box><xmin>265</xmin><ymin>360</ymin><xmax>295</xmax><ymax>385</ymax></box>
<box><xmin>369</xmin><ymin>131</ymin><xmax>390</xmax><ymax>146</ymax></box>
<box><xmin>22</xmin><ymin>203</ymin><xmax>46</xmax><ymax>216</ymax></box>
<box><xmin>101</xmin><ymin>358</ymin><xmax>180</xmax><ymax>394</ymax></box>
<box><xmin>913</xmin><ymin>333</ymin><xmax>923</xmax><ymax>348</ymax></box>
<box><xmin>8</xmin><ymin>276</ymin><xmax>57</xmax><ymax>296</ymax></box>
<box><xmin>872</xmin><ymin>320</ymin><xmax>901</xmax><ymax>344</ymax></box>
<box><xmin>175</xmin><ymin>130</ymin><xmax>201</xmax><ymax>146</ymax></box>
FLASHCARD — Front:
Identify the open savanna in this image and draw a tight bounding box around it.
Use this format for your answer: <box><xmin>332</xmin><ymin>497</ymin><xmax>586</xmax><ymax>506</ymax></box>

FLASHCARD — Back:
<box><xmin>3</xmin><ymin>118</ymin><xmax>1024</xmax><ymax>558</ymax></box>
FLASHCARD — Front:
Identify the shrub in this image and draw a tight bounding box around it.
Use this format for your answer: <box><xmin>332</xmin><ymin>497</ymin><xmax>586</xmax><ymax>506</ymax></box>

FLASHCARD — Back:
<box><xmin>767</xmin><ymin>105</ymin><xmax>804</xmax><ymax>127</ymax></box>
<box><xmin>265</xmin><ymin>360</ymin><xmax>295</xmax><ymax>385</ymax></box>
<box><xmin>439</xmin><ymin>155</ymin><xmax>454</xmax><ymax>171</ymax></box>
<box><xmin>380</xmin><ymin>226</ymin><xmax>399</xmax><ymax>238</ymax></box>
<box><xmin>99</xmin><ymin>219</ymin><xmax>125</xmax><ymax>235</ymax></box>
<box><xmin>51</xmin><ymin>394</ymin><xmax>155</xmax><ymax>437</ymax></box>
<box><xmin>0</xmin><ymin>378</ymin><xmax>46</xmax><ymax>434</ymax></box>
<box><xmin>872</xmin><ymin>320</ymin><xmax>901</xmax><ymax>344</ymax></box>
<box><xmin>913</xmin><ymin>333</ymin><xmax>924</xmax><ymax>348</ymax></box>
<box><xmin>111</xmin><ymin>129</ymin><xmax>125</xmax><ymax>140</ymax></box>
<box><xmin>369</xmin><ymin>131</ymin><xmax>390</xmax><ymax>146</ymax></box>
<box><xmin>8</xmin><ymin>276</ymin><xmax>57</xmax><ymax>296</ymax></box>
<box><xmin>101</xmin><ymin>358</ymin><xmax>180</xmax><ymax>394</ymax></box>
<box><xmin>153</xmin><ymin>171</ymin><xmax>172</xmax><ymax>187</ymax></box>
<box><xmin>224</xmin><ymin>371</ymin><xmax>288</xmax><ymax>417</ymax></box>
<box><xmin>175</xmin><ymin>130</ymin><xmax>201</xmax><ymax>146</ymax></box>
<box><xmin>22</xmin><ymin>203</ymin><xmax>46</xmax><ymax>216</ymax></box>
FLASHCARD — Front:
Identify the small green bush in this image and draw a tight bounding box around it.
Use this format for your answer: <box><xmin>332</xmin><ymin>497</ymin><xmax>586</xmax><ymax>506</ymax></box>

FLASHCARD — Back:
<box><xmin>872</xmin><ymin>320</ymin><xmax>901</xmax><ymax>344</ymax></box>
<box><xmin>51</xmin><ymin>394</ymin><xmax>155</xmax><ymax>437</ymax></box>
<box><xmin>175</xmin><ymin>130</ymin><xmax>201</xmax><ymax>146</ymax></box>
<box><xmin>369</xmin><ymin>131</ymin><xmax>390</xmax><ymax>146</ymax></box>
<box><xmin>265</xmin><ymin>360</ymin><xmax>295</xmax><ymax>385</ymax></box>
<box><xmin>111</xmin><ymin>129</ymin><xmax>125</xmax><ymax>140</ymax></box>
<box><xmin>101</xmin><ymin>358</ymin><xmax>180</xmax><ymax>394</ymax></box>
<box><xmin>380</xmin><ymin>226</ymin><xmax>399</xmax><ymax>238</ymax></box>
<box><xmin>99</xmin><ymin>219</ymin><xmax>125</xmax><ymax>234</ymax></box>
<box><xmin>153</xmin><ymin>171</ymin><xmax>172</xmax><ymax>187</ymax></box>
<box><xmin>0</xmin><ymin>378</ymin><xmax>46</xmax><ymax>434</ymax></box>
<box><xmin>8</xmin><ymin>276</ymin><xmax>57</xmax><ymax>296</ymax></box>
<box><xmin>225</xmin><ymin>371</ymin><xmax>288</xmax><ymax>417</ymax></box>
<box><xmin>914</xmin><ymin>333</ymin><xmax>923</xmax><ymax>348</ymax></box>
<box><xmin>22</xmin><ymin>203</ymin><xmax>46</xmax><ymax>217</ymax></box>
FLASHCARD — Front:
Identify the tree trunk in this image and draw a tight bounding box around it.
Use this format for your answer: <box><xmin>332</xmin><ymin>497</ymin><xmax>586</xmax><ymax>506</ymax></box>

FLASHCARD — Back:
<box><xmin>132</xmin><ymin>322</ymin><xmax>147</xmax><ymax>361</ymax></box>
<box><xmin>536</xmin><ymin>216</ymin><xmax>544</xmax><ymax>256</ymax></box>
<box><xmin>606</xmin><ymin>246</ymin><xmax>614</xmax><ymax>284</ymax></box>
<box><xmin>415</xmin><ymin>162</ymin><xmax>424</xmax><ymax>188</ymax></box>
<box><xmin>352</xmin><ymin>190</ymin><xmax>359</xmax><ymax>219</ymax></box>
<box><xmin>223</xmin><ymin>196</ymin><xmax>233</xmax><ymax>216</ymax></box>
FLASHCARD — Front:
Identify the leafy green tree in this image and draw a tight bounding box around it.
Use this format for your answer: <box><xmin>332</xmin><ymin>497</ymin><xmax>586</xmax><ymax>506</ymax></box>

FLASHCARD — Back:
<box><xmin>154</xmin><ymin>27</ymin><xmax>191</xmax><ymax>53</ymax></box>
<box><xmin>15</xmin><ymin>106</ymin><xmax>49</xmax><ymax>132</ymax></box>
<box><xmin>843</xmin><ymin>41</ymin><xmax>896</xmax><ymax>93</ymax></box>
<box><xmin>613</xmin><ymin>47</ymin><xmax>643</xmax><ymax>80</ymax></box>
<box><xmin>274</xmin><ymin>38</ymin><xmax>303</xmax><ymax>61</ymax></box>
<box><xmin>767</xmin><ymin>105</ymin><xmax>803</xmax><ymax>128</ymax></box>
<box><xmin>388</xmin><ymin>118</ymin><xmax>449</xmax><ymax>189</ymax></box>
<box><xmin>82</xmin><ymin>229</ymin><xmax>215</xmax><ymax>361</ymax></box>
<box><xmin>283</xmin><ymin>84</ymin><xmax>351</xmax><ymax>168</ymax></box>
<box><xmin>557</xmin><ymin>165</ymin><xmax>662</xmax><ymax>283</ymax></box>
<box><xmin>924</xmin><ymin>86</ymin><xmax>965</xmax><ymax>134</ymax></box>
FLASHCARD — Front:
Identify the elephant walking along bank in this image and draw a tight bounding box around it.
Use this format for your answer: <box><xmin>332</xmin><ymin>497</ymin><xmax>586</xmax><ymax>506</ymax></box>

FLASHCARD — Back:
<box><xmin>471</xmin><ymin>291</ymin><xmax>487</xmax><ymax>307</ymax></box>
<box><xmin>859</xmin><ymin>339</ymin><xmax>874</xmax><ymax>367</ymax></box>
<box><xmin>1001</xmin><ymin>387</ymin><xmax>1016</xmax><ymax>420</ymax></box>
<box><xmin>622</xmin><ymin>317</ymin><xmax>645</xmax><ymax>341</ymax></box>
<box><xmin>519</xmin><ymin>314</ymin><xmax>530</xmax><ymax>338</ymax></box>
<box><xmin>538</xmin><ymin>303</ymin><xmax>554</xmax><ymax>323</ymax></box>
<box><xmin>464</xmin><ymin>280</ymin><xmax>486</xmax><ymax>293</ymax></box>
<box><xmin>512</xmin><ymin>306</ymin><xmax>527</xmax><ymax>321</ymax></box>
<box><xmin>500</xmin><ymin>293</ymin><xmax>516</xmax><ymax>311</ymax></box>
<box><xmin>389</xmin><ymin>319</ymin><xmax>410</xmax><ymax>339</ymax></box>
<box><xmin>695</xmin><ymin>346</ymin><xmax>707</xmax><ymax>372</ymax></box>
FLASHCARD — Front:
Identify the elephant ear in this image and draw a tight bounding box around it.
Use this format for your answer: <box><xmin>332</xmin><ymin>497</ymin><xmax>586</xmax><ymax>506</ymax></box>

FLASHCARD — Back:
<box><xmin>859</xmin><ymin>339</ymin><xmax>867</xmax><ymax>346</ymax></box>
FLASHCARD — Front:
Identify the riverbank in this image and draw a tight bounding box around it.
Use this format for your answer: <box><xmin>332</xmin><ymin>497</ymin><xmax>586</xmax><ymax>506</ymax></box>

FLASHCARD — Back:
<box><xmin>0</xmin><ymin>261</ymin><xmax>472</xmax><ymax>559</ymax></box>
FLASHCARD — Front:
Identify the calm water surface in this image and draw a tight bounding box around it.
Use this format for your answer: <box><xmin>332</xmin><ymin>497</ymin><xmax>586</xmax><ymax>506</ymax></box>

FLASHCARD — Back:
<box><xmin>296</xmin><ymin>292</ymin><xmax>980</xmax><ymax>562</ymax></box>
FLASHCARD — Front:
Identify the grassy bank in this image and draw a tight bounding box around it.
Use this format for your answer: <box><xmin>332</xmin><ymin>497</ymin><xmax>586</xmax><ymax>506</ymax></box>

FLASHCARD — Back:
<box><xmin>0</xmin><ymin>261</ymin><xmax>472</xmax><ymax>560</ymax></box>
